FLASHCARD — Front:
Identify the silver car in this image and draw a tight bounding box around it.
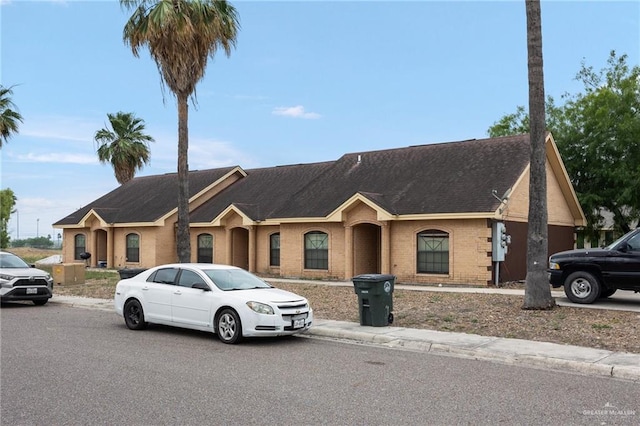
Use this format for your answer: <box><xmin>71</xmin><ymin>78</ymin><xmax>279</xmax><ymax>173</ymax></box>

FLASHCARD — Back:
<box><xmin>0</xmin><ymin>251</ymin><xmax>54</xmax><ymax>305</ymax></box>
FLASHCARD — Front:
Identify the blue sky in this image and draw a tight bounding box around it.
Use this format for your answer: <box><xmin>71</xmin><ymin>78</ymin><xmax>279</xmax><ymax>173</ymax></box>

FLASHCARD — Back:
<box><xmin>1</xmin><ymin>0</ymin><xmax>638</xmax><ymax>241</ymax></box>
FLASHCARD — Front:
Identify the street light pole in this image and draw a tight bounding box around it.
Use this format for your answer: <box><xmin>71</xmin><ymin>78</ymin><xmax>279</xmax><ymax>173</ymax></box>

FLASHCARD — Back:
<box><xmin>37</xmin><ymin>218</ymin><xmax>39</xmax><ymax>238</ymax></box>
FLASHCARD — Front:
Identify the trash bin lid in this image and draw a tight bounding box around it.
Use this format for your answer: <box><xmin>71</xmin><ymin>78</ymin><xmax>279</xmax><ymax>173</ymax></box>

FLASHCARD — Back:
<box><xmin>351</xmin><ymin>274</ymin><xmax>396</xmax><ymax>282</ymax></box>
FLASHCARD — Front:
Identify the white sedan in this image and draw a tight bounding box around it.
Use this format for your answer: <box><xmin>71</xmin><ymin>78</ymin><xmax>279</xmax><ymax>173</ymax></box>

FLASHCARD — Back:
<box><xmin>114</xmin><ymin>264</ymin><xmax>313</xmax><ymax>344</ymax></box>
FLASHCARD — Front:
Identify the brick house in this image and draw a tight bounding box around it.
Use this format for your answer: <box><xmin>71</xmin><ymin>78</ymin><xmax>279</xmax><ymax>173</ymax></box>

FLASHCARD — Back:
<box><xmin>54</xmin><ymin>134</ymin><xmax>585</xmax><ymax>285</ymax></box>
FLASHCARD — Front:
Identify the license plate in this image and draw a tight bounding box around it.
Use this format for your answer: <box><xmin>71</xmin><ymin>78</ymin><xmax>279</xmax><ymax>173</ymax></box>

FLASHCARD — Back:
<box><xmin>292</xmin><ymin>318</ymin><xmax>305</xmax><ymax>329</ymax></box>
<box><xmin>26</xmin><ymin>288</ymin><xmax>38</xmax><ymax>295</ymax></box>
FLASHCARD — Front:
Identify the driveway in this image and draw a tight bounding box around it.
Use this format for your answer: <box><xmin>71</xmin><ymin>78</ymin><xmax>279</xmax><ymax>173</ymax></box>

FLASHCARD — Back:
<box><xmin>555</xmin><ymin>291</ymin><xmax>640</xmax><ymax>312</ymax></box>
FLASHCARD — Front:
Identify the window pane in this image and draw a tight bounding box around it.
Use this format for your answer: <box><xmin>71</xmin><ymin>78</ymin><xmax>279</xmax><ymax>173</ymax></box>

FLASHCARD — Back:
<box><xmin>152</xmin><ymin>268</ymin><xmax>178</xmax><ymax>285</ymax></box>
<box><xmin>417</xmin><ymin>230</ymin><xmax>449</xmax><ymax>274</ymax></box>
<box><xmin>178</xmin><ymin>270</ymin><xmax>206</xmax><ymax>288</ymax></box>
<box><xmin>197</xmin><ymin>234</ymin><xmax>213</xmax><ymax>263</ymax></box>
<box><xmin>74</xmin><ymin>234</ymin><xmax>86</xmax><ymax>260</ymax></box>
<box><xmin>305</xmin><ymin>232</ymin><xmax>328</xmax><ymax>270</ymax></box>
<box><xmin>270</xmin><ymin>233</ymin><xmax>280</xmax><ymax>267</ymax></box>
<box><xmin>126</xmin><ymin>234</ymin><xmax>140</xmax><ymax>263</ymax></box>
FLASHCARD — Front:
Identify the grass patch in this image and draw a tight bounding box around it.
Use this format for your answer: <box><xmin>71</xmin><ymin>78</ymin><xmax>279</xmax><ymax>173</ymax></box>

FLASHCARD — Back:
<box><xmin>591</xmin><ymin>323</ymin><xmax>612</xmax><ymax>330</ymax></box>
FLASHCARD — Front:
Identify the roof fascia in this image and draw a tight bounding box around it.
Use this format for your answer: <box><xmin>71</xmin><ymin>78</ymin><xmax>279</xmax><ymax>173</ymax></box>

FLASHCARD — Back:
<box><xmin>77</xmin><ymin>209</ymin><xmax>108</xmax><ymax>228</ymax></box>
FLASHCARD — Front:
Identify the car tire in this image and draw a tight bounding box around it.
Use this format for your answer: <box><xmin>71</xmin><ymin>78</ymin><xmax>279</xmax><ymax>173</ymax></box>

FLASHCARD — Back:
<box><xmin>564</xmin><ymin>271</ymin><xmax>601</xmax><ymax>304</ymax></box>
<box><xmin>599</xmin><ymin>288</ymin><xmax>617</xmax><ymax>298</ymax></box>
<box><xmin>33</xmin><ymin>299</ymin><xmax>48</xmax><ymax>306</ymax></box>
<box><xmin>124</xmin><ymin>299</ymin><xmax>148</xmax><ymax>330</ymax></box>
<box><xmin>216</xmin><ymin>308</ymin><xmax>242</xmax><ymax>344</ymax></box>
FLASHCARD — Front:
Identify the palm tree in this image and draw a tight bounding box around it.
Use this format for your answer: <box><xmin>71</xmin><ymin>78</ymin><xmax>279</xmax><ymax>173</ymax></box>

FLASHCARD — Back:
<box><xmin>523</xmin><ymin>0</ymin><xmax>554</xmax><ymax>309</ymax></box>
<box><xmin>94</xmin><ymin>111</ymin><xmax>155</xmax><ymax>185</ymax></box>
<box><xmin>0</xmin><ymin>85</ymin><xmax>24</xmax><ymax>149</ymax></box>
<box><xmin>120</xmin><ymin>0</ymin><xmax>239</xmax><ymax>263</ymax></box>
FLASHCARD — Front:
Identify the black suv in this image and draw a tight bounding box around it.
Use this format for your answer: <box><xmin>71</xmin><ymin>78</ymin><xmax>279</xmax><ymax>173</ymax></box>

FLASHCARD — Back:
<box><xmin>548</xmin><ymin>228</ymin><xmax>640</xmax><ymax>304</ymax></box>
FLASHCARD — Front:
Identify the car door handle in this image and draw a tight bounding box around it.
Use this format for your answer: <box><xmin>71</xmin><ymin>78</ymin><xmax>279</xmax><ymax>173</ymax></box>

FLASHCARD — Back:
<box><xmin>142</xmin><ymin>286</ymin><xmax>149</xmax><ymax>291</ymax></box>
<box><xmin>174</xmin><ymin>291</ymin><xmax>182</xmax><ymax>295</ymax></box>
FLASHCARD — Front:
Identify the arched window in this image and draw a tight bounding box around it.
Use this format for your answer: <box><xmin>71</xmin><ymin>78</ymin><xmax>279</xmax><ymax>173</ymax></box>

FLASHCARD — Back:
<box><xmin>270</xmin><ymin>233</ymin><xmax>280</xmax><ymax>267</ymax></box>
<box><xmin>74</xmin><ymin>234</ymin><xmax>86</xmax><ymax>260</ymax></box>
<box><xmin>417</xmin><ymin>230</ymin><xmax>449</xmax><ymax>274</ymax></box>
<box><xmin>126</xmin><ymin>233</ymin><xmax>140</xmax><ymax>263</ymax></box>
<box><xmin>197</xmin><ymin>234</ymin><xmax>213</xmax><ymax>263</ymax></box>
<box><xmin>305</xmin><ymin>231</ymin><xmax>328</xmax><ymax>270</ymax></box>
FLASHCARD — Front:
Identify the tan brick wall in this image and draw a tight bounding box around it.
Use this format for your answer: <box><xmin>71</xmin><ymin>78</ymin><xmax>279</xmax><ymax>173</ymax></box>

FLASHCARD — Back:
<box><xmin>504</xmin><ymin>161</ymin><xmax>576</xmax><ymax>226</ymax></box>
<box><xmin>276</xmin><ymin>223</ymin><xmax>346</xmax><ymax>280</ymax></box>
<box><xmin>61</xmin><ymin>229</ymin><xmax>87</xmax><ymax>262</ymax></box>
<box><xmin>255</xmin><ymin>225</ymin><xmax>281</xmax><ymax>275</ymax></box>
<box><xmin>389</xmin><ymin>219</ymin><xmax>492</xmax><ymax>285</ymax></box>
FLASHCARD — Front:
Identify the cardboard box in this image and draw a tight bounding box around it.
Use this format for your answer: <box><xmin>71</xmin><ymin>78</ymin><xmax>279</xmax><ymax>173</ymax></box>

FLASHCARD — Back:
<box><xmin>52</xmin><ymin>263</ymin><xmax>86</xmax><ymax>285</ymax></box>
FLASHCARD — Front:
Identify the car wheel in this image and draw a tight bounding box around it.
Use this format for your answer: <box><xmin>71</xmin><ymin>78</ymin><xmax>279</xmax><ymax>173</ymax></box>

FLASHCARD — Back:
<box><xmin>599</xmin><ymin>288</ymin><xmax>617</xmax><ymax>298</ymax></box>
<box><xmin>33</xmin><ymin>299</ymin><xmax>48</xmax><ymax>306</ymax></box>
<box><xmin>216</xmin><ymin>308</ymin><xmax>242</xmax><ymax>344</ymax></box>
<box><xmin>124</xmin><ymin>299</ymin><xmax>148</xmax><ymax>330</ymax></box>
<box><xmin>564</xmin><ymin>271</ymin><xmax>601</xmax><ymax>304</ymax></box>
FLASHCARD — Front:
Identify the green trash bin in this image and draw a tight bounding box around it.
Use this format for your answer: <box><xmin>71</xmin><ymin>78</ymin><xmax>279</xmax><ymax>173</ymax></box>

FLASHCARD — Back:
<box><xmin>352</xmin><ymin>274</ymin><xmax>395</xmax><ymax>326</ymax></box>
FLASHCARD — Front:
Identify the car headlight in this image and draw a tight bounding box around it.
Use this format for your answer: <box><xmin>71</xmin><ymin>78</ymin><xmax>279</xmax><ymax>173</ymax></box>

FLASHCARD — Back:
<box><xmin>549</xmin><ymin>261</ymin><xmax>560</xmax><ymax>270</ymax></box>
<box><xmin>246</xmin><ymin>301</ymin><xmax>274</xmax><ymax>315</ymax></box>
<box><xmin>0</xmin><ymin>273</ymin><xmax>15</xmax><ymax>282</ymax></box>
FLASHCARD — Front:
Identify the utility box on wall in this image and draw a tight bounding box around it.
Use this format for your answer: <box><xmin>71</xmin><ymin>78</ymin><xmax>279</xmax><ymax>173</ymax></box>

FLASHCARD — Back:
<box><xmin>52</xmin><ymin>263</ymin><xmax>86</xmax><ymax>286</ymax></box>
<box><xmin>492</xmin><ymin>222</ymin><xmax>510</xmax><ymax>262</ymax></box>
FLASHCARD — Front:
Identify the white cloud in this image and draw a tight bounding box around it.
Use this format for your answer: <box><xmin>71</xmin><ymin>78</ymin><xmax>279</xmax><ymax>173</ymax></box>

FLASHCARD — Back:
<box><xmin>21</xmin><ymin>114</ymin><xmax>100</xmax><ymax>143</ymax></box>
<box><xmin>13</xmin><ymin>152</ymin><xmax>97</xmax><ymax>164</ymax></box>
<box><xmin>188</xmin><ymin>138</ymin><xmax>257</xmax><ymax>170</ymax></box>
<box><xmin>272</xmin><ymin>105</ymin><xmax>321</xmax><ymax>119</ymax></box>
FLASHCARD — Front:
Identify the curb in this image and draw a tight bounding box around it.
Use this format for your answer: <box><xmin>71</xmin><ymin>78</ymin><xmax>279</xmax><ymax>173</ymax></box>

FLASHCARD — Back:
<box><xmin>304</xmin><ymin>325</ymin><xmax>640</xmax><ymax>382</ymax></box>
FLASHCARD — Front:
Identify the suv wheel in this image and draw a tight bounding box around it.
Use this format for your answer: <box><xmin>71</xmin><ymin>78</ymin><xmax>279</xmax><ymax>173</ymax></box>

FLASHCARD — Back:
<box><xmin>564</xmin><ymin>271</ymin><xmax>601</xmax><ymax>304</ymax></box>
<box><xmin>599</xmin><ymin>288</ymin><xmax>617</xmax><ymax>298</ymax></box>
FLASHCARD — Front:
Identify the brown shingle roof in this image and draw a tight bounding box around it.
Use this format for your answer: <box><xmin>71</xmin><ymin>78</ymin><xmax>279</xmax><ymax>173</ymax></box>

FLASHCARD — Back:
<box><xmin>54</xmin><ymin>167</ymin><xmax>237</xmax><ymax>226</ymax></box>
<box><xmin>189</xmin><ymin>161</ymin><xmax>333</xmax><ymax>222</ymax></box>
<box><xmin>272</xmin><ymin>134</ymin><xmax>531</xmax><ymax>218</ymax></box>
<box><xmin>55</xmin><ymin>135</ymin><xmax>532</xmax><ymax>226</ymax></box>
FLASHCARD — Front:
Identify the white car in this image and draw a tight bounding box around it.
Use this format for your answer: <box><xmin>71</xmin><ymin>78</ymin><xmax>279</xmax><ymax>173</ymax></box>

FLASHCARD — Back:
<box><xmin>0</xmin><ymin>251</ymin><xmax>54</xmax><ymax>305</ymax></box>
<box><xmin>114</xmin><ymin>263</ymin><xmax>313</xmax><ymax>344</ymax></box>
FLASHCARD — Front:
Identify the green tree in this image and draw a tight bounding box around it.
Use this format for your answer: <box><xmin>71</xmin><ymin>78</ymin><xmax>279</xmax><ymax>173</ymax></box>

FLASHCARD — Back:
<box><xmin>94</xmin><ymin>111</ymin><xmax>155</xmax><ymax>185</ymax></box>
<box><xmin>523</xmin><ymin>0</ymin><xmax>554</xmax><ymax>309</ymax></box>
<box><xmin>0</xmin><ymin>189</ymin><xmax>17</xmax><ymax>248</ymax></box>
<box><xmin>0</xmin><ymin>85</ymin><xmax>24</xmax><ymax>149</ymax></box>
<box><xmin>488</xmin><ymin>51</ymin><xmax>640</xmax><ymax>236</ymax></box>
<box><xmin>120</xmin><ymin>0</ymin><xmax>239</xmax><ymax>263</ymax></box>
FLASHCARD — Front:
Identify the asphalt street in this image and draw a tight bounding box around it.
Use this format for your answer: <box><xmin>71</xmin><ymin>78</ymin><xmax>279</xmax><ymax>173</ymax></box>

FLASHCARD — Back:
<box><xmin>44</xmin><ymin>280</ymin><xmax>640</xmax><ymax>383</ymax></box>
<box><xmin>2</xmin><ymin>304</ymin><xmax>638</xmax><ymax>425</ymax></box>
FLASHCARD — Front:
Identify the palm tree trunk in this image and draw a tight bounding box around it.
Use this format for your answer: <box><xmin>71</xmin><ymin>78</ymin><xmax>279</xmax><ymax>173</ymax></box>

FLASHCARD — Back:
<box><xmin>523</xmin><ymin>0</ymin><xmax>554</xmax><ymax>309</ymax></box>
<box><xmin>176</xmin><ymin>92</ymin><xmax>191</xmax><ymax>263</ymax></box>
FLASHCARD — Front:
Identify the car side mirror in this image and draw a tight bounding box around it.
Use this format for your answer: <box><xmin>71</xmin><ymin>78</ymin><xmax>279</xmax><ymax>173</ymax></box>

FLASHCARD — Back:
<box><xmin>192</xmin><ymin>282</ymin><xmax>211</xmax><ymax>291</ymax></box>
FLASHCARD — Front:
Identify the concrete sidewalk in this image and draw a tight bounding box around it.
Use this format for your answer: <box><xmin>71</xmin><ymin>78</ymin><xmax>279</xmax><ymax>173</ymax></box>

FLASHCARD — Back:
<box><xmin>49</xmin><ymin>291</ymin><xmax>640</xmax><ymax>382</ymax></box>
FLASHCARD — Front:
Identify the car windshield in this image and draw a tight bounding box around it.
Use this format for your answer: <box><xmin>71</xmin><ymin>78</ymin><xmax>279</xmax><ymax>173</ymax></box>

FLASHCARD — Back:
<box><xmin>204</xmin><ymin>269</ymin><xmax>272</xmax><ymax>291</ymax></box>
<box><xmin>0</xmin><ymin>253</ymin><xmax>31</xmax><ymax>268</ymax></box>
<box><xmin>605</xmin><ymin>229</ymin><xmax>640</xmax><ymax>251</ymax></box>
